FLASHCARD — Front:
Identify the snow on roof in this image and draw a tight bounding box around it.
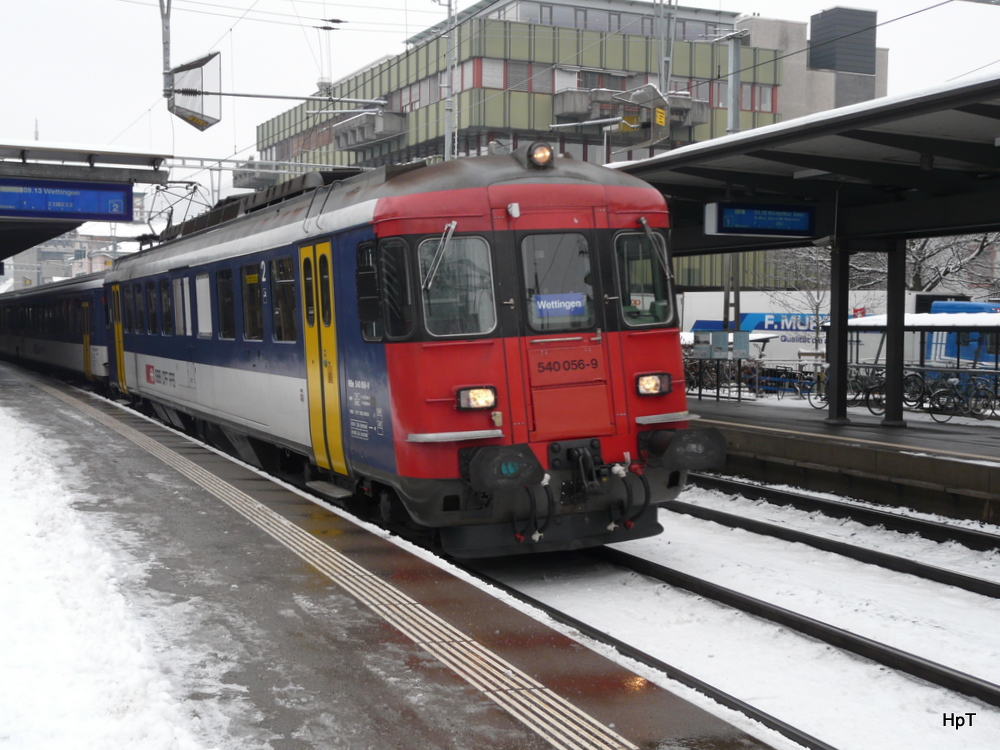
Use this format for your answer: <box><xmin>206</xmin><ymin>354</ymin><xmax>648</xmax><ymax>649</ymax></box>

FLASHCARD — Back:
<box><xmin>847</xmin><ymin>313</ymin><xmax>1000</xmax><ymax>330</ymax></box>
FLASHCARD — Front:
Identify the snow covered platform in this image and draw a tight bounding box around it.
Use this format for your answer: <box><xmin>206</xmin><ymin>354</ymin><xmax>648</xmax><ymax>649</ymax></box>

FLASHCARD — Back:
<box><xmin>691</xmin><ymin>396</ymin><xmax>1000</xmax><ymax>522</ymax></box>
<box><xmin>0</xmin><ymin>360</ymin><xmax>781</xmax><ymax>750</ymax></box>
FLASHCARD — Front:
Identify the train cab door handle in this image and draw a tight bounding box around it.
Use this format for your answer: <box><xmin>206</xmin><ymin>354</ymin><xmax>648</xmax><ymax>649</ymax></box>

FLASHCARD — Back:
<box><xmin>502</xmin><ymin>298</ymin><xmax>515</xmax><ymax>308</ymax></box>
<box><xmin>604</xmin><ymin>294</ymin><xmax>619</xmax><ymax>303</ymax></box>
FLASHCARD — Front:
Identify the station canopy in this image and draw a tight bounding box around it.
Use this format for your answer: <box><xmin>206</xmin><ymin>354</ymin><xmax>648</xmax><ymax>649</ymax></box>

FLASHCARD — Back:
<box><xmin>0</xmin><ymin>142</ymin><xmax>169</xmax><ymax>262</ymax></box>
<box><xmin>618</xmin><ymin>70</ymin><xmax>1000</xmax><ymax>256</ymax></box>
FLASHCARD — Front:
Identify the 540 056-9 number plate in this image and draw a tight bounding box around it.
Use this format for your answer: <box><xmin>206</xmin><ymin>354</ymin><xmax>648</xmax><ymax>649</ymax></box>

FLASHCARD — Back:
<box><xmin>527</xmin><ymin>347</ymin><xmax>607</xmax><ymax>387</ymax></box>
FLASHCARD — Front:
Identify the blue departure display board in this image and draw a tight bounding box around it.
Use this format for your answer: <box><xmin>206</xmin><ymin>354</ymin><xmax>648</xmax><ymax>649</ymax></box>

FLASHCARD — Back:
<box><xmin>705</xmin><ymin>202</ymin><xmax>816</xmax><ymax>238</ymax></box>
<box><xmin>0</xmin><ymin>178</ymin><xmax>132</xmax><ymax>222</ymax></box>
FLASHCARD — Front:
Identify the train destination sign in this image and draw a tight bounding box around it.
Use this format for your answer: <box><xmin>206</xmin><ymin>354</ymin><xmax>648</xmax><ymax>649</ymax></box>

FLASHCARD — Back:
<box><xmin>0</xmin><ymin>178</ymin><xmax>132</xmax><ymax>222</ymax></box>
<box><xmin>705</xmin><ymin>202</ymin><xmax>816</xmax><ymax>238</ymax></box>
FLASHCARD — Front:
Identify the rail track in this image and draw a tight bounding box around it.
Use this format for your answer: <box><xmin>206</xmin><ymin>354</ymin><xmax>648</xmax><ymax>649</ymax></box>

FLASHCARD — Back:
<box><xmin>690</xmin><ymin>472</ymin><xmax>1000</xmax><ymax>551</ymax></box>
<box><xmin>464</xmin><ymin>561</ymin><xmax>840</xmax><ymax>750</ymax></box>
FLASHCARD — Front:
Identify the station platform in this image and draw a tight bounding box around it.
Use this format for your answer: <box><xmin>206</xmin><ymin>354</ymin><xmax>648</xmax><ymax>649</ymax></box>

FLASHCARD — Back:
<box><xmin>0</xmin><ymin>361</ymin><xmax>779</xmax><ymax>750</ymax></box>
<box><xmin>689</xmin><ymin>394</ymin><xmax>1000</xmax><ymax>523</ymax></box>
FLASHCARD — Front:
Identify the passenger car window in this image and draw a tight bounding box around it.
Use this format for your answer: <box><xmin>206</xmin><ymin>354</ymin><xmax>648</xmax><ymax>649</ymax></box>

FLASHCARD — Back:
<box><xmin>217</xmin><ymin>269</ymin><xmax>236</xmax><ymax>340</ymax></box>
<box><xmin>270</xmin><ymin>257</ymin><xmax>297</xmax><ymax>342</ymax></box>
<box><xmin>241</xmin><ymin>263</ymin><xmax>263</xmax><ymax>340</ymax></box>
<box><xmin>615</xmin><ymin>232</ymin><xmax>673</xmax><ymax>327</ymax></box>
<box><xmin>521</xmin><ymin>233</ymin><xmax>594</xmax><ymax>331</ymax></box>
<box><xmin>195</xmin><ymin>274</ymin><xmax>212</xmax><ymax>337</ymax></box>
<box><xmin>418</xmin><ymin>235</ymin><xmax>495</xmax><ymax>336</ymax></box>
<box><xmin>160</xmin><ymin>279</ymin><xmax>174</xmax><ymax>335</ymax></box>
<box><xmin>146</xmin><ymin>282</ymin><xmax>159</xmax><ymax>334</ymax></box>
<box><xmin>318</xmin><ymin>255</ymin><xmax>332</xmax><ymax>328</ymax></box>
<box><xmin>302</xmin><ymin>258</ymin><xmax>315</xmax><ymax>327</ymax></box>
<box><xmin>120</xmin><ymin>287</ymin><xmax>132</xmax><ymax>334</ymax></box>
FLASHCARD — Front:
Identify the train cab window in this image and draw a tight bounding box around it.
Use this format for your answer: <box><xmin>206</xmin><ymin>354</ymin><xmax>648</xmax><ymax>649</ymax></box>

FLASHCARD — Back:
<box><xmin>418</xmin><ymin>235</ymin><xmax>495</xmax><ymax>336</ymax></box>
<box><xmin>381</xmin><ymin>239</ymin><xmax>413</xmax><ymax>339</ymax></box>
<box><xmin>270</xmin><ymin>257</ymin><xmax>297</xmax><ymax>342</ymax></box>
<box><xmin>160</xmin><ymin>279</ymin><xmax>175</xmax><ymax>335</ymax></box>
<box><xmin>614</xmin><ymin>232</ymin><xmax>674</xmax><ymax>327</ymax></box>
<box><xmin>217</xmin><ymin>269</ymin><xmax>236</xmax><ymax>340</ymax></box>
<box><xmin>241</xmin><ymin>263</ymin><xmax>264</xmax><ymax>340</ymax></box>
<box><xmin>122</xmin><ymin>285</ymin><xmax>135</xmax><ymax>333</ymax></box>
<box><xmin>521</xmin><ymin>233</ymin><xmax>595</xmax><ymax>332</ymax></box>
<box><xmin>357</xmin><ymin>243</ymin><xmax>383</xmax><ymax>342</ymax></box>
<box><xmin>146</xmin><ymin>282</ymin><xmax>159</xmax><ymax>334</ymax></box>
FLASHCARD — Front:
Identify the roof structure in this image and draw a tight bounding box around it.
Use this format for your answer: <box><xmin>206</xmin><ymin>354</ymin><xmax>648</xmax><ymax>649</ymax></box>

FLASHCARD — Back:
<box><xmin>618</xmin><ymin>70</ymin><xmax>1000</xmax><ymax>256</ymax></box>
<box><xmin>0</xmin><ymin>142</ymin><xmax>169</xmax><ymax>262</ymax></box>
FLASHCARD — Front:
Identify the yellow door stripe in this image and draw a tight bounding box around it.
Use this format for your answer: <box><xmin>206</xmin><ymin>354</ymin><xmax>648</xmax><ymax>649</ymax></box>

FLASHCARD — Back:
<box><xmin>111</xmin><ymin>284</ymin><xmax>128</xmax><ymax>395</ymax></box>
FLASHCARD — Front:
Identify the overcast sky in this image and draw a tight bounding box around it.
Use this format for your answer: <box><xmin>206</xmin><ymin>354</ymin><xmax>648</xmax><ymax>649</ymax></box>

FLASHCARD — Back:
<box><xmin>1</xmin><ymin>0</ymin><xmax>998</xmax><ymax>196</ymax></box>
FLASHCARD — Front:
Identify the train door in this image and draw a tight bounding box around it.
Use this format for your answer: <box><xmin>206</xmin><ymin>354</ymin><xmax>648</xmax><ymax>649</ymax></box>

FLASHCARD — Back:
<box><xmin>110</xmin><ymin>283</ymin><xmax>128</xmax><ymax>395</ymax></box>
<box><xmin>512</xmin><ymin>217</ymin><xmax>619</xmax><ymax>443</ymax></box>
<box><xmin>300</xmin><ymin>241</ymin><xmax>348</xmax><ymax>474</ymax></box>
<box><xmin>82</xmin><ymin>300</ymin><xmax>93</xmax><ymax>381</ymax></box>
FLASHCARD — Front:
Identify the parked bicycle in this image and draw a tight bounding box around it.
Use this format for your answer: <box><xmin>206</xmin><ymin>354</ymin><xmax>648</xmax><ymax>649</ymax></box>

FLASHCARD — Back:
<box><xmin>926</xmin><ymin>377</ymin><xmax>996</xmax><ymax>423</ymax></box>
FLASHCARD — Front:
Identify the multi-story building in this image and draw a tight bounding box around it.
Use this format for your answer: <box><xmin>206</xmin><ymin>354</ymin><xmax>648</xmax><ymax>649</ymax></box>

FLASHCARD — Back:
<box><xmin>252</xmin><ymin>3</ymin><xmax>884</xmax><ymax>175</ymax></box>
<box><xmin>248</xmin><ymin>2</ymin><xmax>887</xmax><ymax>290</ymax></box>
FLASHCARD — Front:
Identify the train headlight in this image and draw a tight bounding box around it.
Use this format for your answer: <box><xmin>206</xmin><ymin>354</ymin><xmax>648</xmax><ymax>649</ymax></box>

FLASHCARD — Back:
<box><xmin>637</xmin><ymin>373</ymin><xmax>672</xmax><ymax>396</ymax></box>
<box><xmin>528</xmin><ymin>142</ymin><xmax>554</xmax><ymax>168</ymax></box>
<box><xmin>457</xmin><ymin>386</ymin><xmax>497</xmax><ymax>410</ymax></box>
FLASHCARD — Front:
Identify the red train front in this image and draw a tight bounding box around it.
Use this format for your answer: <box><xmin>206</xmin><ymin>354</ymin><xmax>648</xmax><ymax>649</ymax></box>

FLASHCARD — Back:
<box><xmin>354</xmin><ymin>143</ymin><xmax>724</xmax><ymax>556</ymax></box>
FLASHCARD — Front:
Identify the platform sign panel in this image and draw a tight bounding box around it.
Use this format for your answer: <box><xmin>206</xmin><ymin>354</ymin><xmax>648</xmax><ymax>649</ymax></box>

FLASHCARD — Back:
<box><xmin>692</xmin><ymin>331</ymin><xmax>712</xmax><ymax>359</ymax></box>
<box><xmin>710</xmin><ymin>331</ymin><xmax>729</xmax><ymax>359</ymax></box>
<box><xmin>732</xmin><ymin>331</ymin><xmax>751</xmax><ymax>359</ymax></box>
<box><xmin>705</xmin><ymin>202</ymin><xmax>815</xmax><ymax>238</ymax></box>
<box><xmin>0</xmin><ymin>178</ymin><xmax>132</xmax><ymax>222</ymax></box>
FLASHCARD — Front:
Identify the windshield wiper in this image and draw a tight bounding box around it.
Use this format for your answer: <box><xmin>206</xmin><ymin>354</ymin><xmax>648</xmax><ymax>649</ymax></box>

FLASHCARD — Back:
<box><xmin>638</xmin><ymin>217</ymin><xmax>673</xmax><ymax>281</ymax></box>
<box><xmin>422</xmin><ymin>221</ymin><xmax>458</xmax><ymax>290</ymax></box>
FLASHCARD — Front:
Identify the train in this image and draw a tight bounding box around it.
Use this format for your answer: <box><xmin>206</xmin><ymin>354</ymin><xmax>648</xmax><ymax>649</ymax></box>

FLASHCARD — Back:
<box><xmin>0</xmin><ymin>142</ymin><xmax>724</xmax><ymax>557</ymax></box>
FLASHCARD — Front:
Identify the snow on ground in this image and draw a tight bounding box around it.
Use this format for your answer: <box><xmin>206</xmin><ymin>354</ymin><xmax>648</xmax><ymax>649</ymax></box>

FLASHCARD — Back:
<box><xmin>0</xmin><ymin>405</ymin><xmax>216</xmax><ymax>749</ymax></box>
<box><xmin>3</xmin><ymin>387</ymin><xmax>1000</xmax><ymax>750</ymax></box>
<box><xmin>478</xmin><ymin>496</ymin><xmax>1000</xmax><ymax>750</ymax></box>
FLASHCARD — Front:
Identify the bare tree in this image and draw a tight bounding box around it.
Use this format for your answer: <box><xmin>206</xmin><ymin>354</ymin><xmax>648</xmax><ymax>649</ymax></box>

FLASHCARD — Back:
<box><xmin>850</xmin><ymin>232</ymin><xmax>1000</xmax><ymax>296</ymax></box>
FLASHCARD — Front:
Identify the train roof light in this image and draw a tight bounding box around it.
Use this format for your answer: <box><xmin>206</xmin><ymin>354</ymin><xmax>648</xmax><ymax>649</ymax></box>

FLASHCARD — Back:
<box><xmin>527</xmin><ymin>142</ymin><xmax>554</xmax><ymax>169</ymax></box>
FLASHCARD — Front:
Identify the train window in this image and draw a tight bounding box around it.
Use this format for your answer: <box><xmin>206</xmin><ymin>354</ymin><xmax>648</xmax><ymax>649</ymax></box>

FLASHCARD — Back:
<box><xmin>146</xmin><ymin>282</ymin><xmax>159</xmax><ymax>335</ymax></box>
<box><xmin>161</xmin><ymin>279</ymin><xmax>175</xmax><ymax>335</ymax></box>
<box><xmin>123</xmin><ymin>285</ymin><xmax>135</xmax><ymax>333</ymax></box>
<box><xmin>318</xmin><ymin>255</ymin><xmax>332</xmax><ymax>328</ymax></box>
<box><xmin>521</xmin><ymin>233</ymin><xmax>594</xmax><ymax>332</ymax></box>
<box><xmin>614</xmin><ymin>232</ymin><xmax>674</xmax><ymax>327</ymax></box>
<box><xmin>357</xmin><ymin>242</ymin><xmax>383</xmax><ymax>342</ymax></box>
<box><xmin>195</xmin><ymin>274</ymin><xmax>212</xmax><ymax>337</ymax></box>
<box><xmin>242</xmin><ymin>263</ymin><xmax>264</xmax><ymax>340</ymax></box>
<box><xmin>174</xmin><ymin>277</ymin><xmax>190</xmax><ymax>336</ymax></box>
<box><xmin>270</xmin><ymin>257</ymin><xmax>297</xmax><ymax>342</ymax></box>
<box><xmin>302</xmin><ymin>258</ymin><xmax>315</xmax><ymax>327</ymax></box>
<box><xmin>217</xmin><ymin>269</ymin><xmax>236</xmax><ymax>340</ymax></box>
<box><xmin>380</xmin><ymin>239</ymin><xmax>413</xmax><ymax>339</ymax></box>
<box><xmin>418</xmin><ymin>235</ymin><xmax>495</xmax><ymax>336</ymax></box>
<box><xmin>136</xmin><ymin>283</ymin><xmax>147</xmax><ymax>333</ymax></box>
